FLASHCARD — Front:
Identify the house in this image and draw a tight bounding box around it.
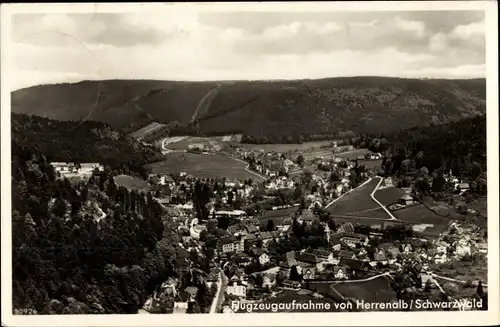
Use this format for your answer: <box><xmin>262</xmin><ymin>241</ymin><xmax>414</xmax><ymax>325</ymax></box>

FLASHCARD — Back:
<box><xmin>339</xmin><ymin>257</ymin><xmax>371</xmax><ymax>276</ymax></box>
<box><xmin>299</xmin><ymin>209</ymin><xmax>318</xmax><ymax>225</ymax></box>
<box><xmin>457</xmin><ymin>183</ymin><xmax>470</xmax><ymax>193</ymax></box>
<box><xmin>259</xmin><ymin>231</ymin><xmax>280</xmax><ymax>247</ymax></box>
<box><xmin>312</xmin><ymin>249</ymin><xmax>337</xmax><ymax>265</ymax></box>
<box><xmin>400</xmin><ymin>194</ymin><xmax>414</xmax><ymax>206</ymax></box>
<box><xmin>184</xmin><ymin>286</ymin><xmax>198</xmax><ymax>302</ymax></box>
<box><xmin>337</xmin><ymin>222</ymin><xmax>355</xmax><ymax>234</ymax></box>
<box><xmin>207</xmin><ymin>269</ymin><xmax>219</xmax><ymax>288</ymax></box>
<box><xmin>384</xmin><ymin>177</ymin><xmax>393</xmax><ymax>187</ymax></box>
<box><xmin>243</xmin><ymin>224</ymin><xmax>259</xmax><ymax>235</ymax></box>
<box><xmin>401</xmin><ymin>244</ymin><xmax>413</xmax><ymax>254</ymax></box>
<box><xmin>243</xmin><ymin>234</ymin><xmax>260</xmax><ymax>250</ymax></box>
<box><xmin>262</xmin><ymin>274</ymin><xmax>275</xmax><ymax>288</ymax></box>
<box><xmin>434</xmin><ymin>253</ymin><xmax>448</xmax><ymax>264</ymax></box>
<box><xmin>249</xmin><ymin>247</ymin><xmax>270</xmax><ymax>265</ymax></box>
<box><xmin>282</xmin><ymin>280</ymin><xmax>301</xmax><ymax>290</ymax></box>
<box><xmin>173</xmin><ymin>290</ymin><xmax>190</xmax><ymax>313</ymax></box>
<box><xmin>373</xmin><ymin>249</ymin><xmax>387</xmax><ymax>262</ymax></box>
<box><xmin>455</xmin><ymin>241</ymin><xmax>472</xmax><ymax>258</ymax></box>
<box><xmin>302</xmin><ymin>267</ymin><xmax>316</xmax><ymax>280</ymax></box>
<box><xmin>420</xmin><ymin>274</ymin><xmax>434</xmax><ymax>288</ymax></box>
<box><xmin>226</xmin><ymin>276</ymin><xmax>247</xmax><ymax>298</ymax></box>
<box><xmin>333</xmin><ymin>266</ymin><xmax>349</xmax><ymax>279</ymax></box>
<box><xmin>221</xmin><ymin>236</ymin><xmax>243</xmax><ymax>253</ymax></box>
<box><xmin>340</xmin><ymin>234</ymin><xmax>369</xmax><ymax>248</ymax></box>
<box><xmin>338</xmin><ymin>250</ymin><xmax>355</xmax><ymax>260</ymax></box>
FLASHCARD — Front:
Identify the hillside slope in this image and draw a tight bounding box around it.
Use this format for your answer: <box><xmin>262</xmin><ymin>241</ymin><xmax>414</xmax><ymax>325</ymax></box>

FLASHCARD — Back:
<box><xmin>11</xmin><ymin>113</ymin><xmax>163</xmax><ymax>176</ymax></box>
<box><xmin>12</xmin><ymin>77</ymin><xmax>486</xmax><ymax>140</ymax></box>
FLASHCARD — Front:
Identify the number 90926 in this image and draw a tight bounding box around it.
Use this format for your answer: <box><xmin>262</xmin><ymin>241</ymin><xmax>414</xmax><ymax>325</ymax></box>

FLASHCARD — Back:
<box><xmin>14</xmin><ymin>308</ymin><xmax>38</xmax><ymax>315</ymax></box>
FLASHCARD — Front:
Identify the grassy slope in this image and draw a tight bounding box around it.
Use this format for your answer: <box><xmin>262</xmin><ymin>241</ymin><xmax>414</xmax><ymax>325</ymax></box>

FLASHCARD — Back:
<box><xmin>12</xmin><ymin>77</ymin><xmax>486</xmax><ymax>138</ymax></box>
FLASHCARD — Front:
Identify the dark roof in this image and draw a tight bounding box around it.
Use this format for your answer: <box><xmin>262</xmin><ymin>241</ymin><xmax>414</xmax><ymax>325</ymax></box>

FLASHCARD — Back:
<box><xmin>175</xmin><ymin>290</ymin><xmax>190</xmax><ymax>302</ymax></box>
<box><xmin>301</xmin><ymin>210</ymin><xmax>317</xmax><ymax>221</ymax></box>
<box><xmin>184</xmin><ymin>286</ymin><xmax>198</xmax><ymax>297</ymax></box>
<box><xmin>250</xmin><ymin>247</ymin><xmax>264</xmax><ymax>257</ymax></box>
<box><xmin>259</xmin><ymin>231</ymin><xmax>273</xmax><ymax>239</ymax></box>
<box><xmin>227</xmin><ymin>225</ymin><xmax>240</xmax><ymax>235</ymax></box>
<box><xmin>245</xmin><ymin>234</ymin><xmax>258</xmax><ymax>241</ymax></box>
<box><xmin>312</xmin><ymin>249</ymin><xmax>332</xmax><ymax>259</ymax></box>
<box><xmin>295</xmin><ymin>252</ymin><xmax>319</xmax><ymax>264</ymax></box>
<box><xmin>283</xmin><ymin>279</ymin><xmax>301</xmax><ymax>286</ymax></box>
<box><xmin>339</xmin><ymin>257</ymin><xmax>370</xmax><ymax>270</ymax></box>
<box><xmin>339</xmin><ymin>250</ymin><xmax>354</xmax><ymax>258</ymax></box>
<box><xmin>245</xmin><ymin>225</ymin><xmax>259</xmax><ymax>233</ymax></box>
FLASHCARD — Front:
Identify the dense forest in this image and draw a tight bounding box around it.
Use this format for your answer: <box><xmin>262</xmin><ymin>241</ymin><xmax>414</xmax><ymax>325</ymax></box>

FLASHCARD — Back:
<box><xmin>12</xmin><ymin>113</ymin><xmax>163</xmax><ymax>178</ymax></box>
<box><xmin>11</xmin><ymin>145</ymin><xmax>181</xmax><ymax>313</ymax></box>
<box><xmin>12</xmin><ymin>78</ymin><xmax>485</xmax><ymax>140</ymax></box>
<box><xmin>356</xmin><ymin>115</ymin><xmax>487</xmax><ymax>175</ymax></box>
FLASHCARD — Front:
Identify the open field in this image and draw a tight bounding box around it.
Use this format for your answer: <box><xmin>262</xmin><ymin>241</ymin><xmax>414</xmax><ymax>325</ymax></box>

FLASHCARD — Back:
<box><xmin>374</xmin><ymin>187</ymin><xmax>406</xmax><ymax>206</ymax></box>
<box><xmin>114</xmin><ymin>174</ymin><xmax>150</xmax><ymax>192</ymax></box>
<box><xmin>239</xmin><ymin>140</ymin><xmax>334</xmax><ymax>153</ymax></box>
<box><xmin>332</xmin><ymin>276</ymin><xmax>397</xmax><ymax>304</ymax></box>
<box><xmin>150</xmin><ymin>152</ymin><xmax>263</xmax><ymax>181</ymax></box>
<box><xmin>393</xmin><ymin>204</ymin><xmax>452</xmax><ymax>236</ymax></box>
<box><xmin>327</xmin><ymin>178</ymin><xmax>391</xmax><ymax>219</ymax></box>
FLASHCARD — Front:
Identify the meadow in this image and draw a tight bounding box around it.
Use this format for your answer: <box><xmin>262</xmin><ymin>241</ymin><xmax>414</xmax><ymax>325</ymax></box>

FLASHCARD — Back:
<box><xmin>150</xmin><ymin>152</ymin><xmax>264</xmax><ymax>181</ymax></box>
<box><xmin>374</xmin><ymin>187</ymin><xmax>406</xmax><ymax>206</ymax></box>
<box><xmin>392</xmin><ymin>204</ymin><xmax>452</xmax><ymax>236</ymax></box>
<box><xmin>326</xmin><ymin>178</ymin><xmax>391</xmax><ymax>219</ymax></box>
<box><xmin>332</xmin><ymin>276</ymin><xmax>397</xmax><ymax>304</ymax></box>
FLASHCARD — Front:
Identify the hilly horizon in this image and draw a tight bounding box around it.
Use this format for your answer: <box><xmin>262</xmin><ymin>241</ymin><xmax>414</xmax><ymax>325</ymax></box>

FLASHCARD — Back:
<box><xmin>11</xmin><ymin>76</ymin><xmax>486</xmax><ymax>141</ymax></box>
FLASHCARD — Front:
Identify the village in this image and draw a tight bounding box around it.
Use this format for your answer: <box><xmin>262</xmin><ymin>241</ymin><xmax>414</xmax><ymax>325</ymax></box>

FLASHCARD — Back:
<box><xmin>48</xmin><ymin>139</ymin><xmax>487</xmax><ymax>314</ymax></box>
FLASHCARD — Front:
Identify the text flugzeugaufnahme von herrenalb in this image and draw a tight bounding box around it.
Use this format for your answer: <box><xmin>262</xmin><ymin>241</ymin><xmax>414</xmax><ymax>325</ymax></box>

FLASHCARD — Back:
<box><xmin>231</xmin><ymin>298</ymin><xmax>483</xmax><ymax>312</ymax></box>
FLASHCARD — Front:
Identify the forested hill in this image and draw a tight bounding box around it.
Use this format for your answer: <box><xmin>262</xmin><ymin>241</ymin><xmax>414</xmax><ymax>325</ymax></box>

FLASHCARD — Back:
<box><xmin>12</xmin><ymin>77</ymin><xmax>486</xmax><ymax>141</ymax></box>
<box><xmin>12</xmin><ymin>146</ymin><xmax>179</xmax><ymax>314</ymax></box>
<box><xmin>355</xmin><ymin>115</ymin><xmax>487</xmax><ymax>190</ymax></box>
<box><xmin>11</xmin><ymin>113</ymin><xmax>162</xmax><ymax>177</ymax></box>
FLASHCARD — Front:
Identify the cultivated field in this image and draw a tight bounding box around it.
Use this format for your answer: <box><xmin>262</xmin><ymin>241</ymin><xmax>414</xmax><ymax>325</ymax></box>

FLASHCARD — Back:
<box><xmin>327</xmin><ymin>178</ymin><xmax>391</xmax><ymax>219</ymax></box>
<box><xmin>240</xmin><ymin>140</ymin><xmax>334</xmax><ymax>153</ymax></box>
<box><xmin>332</xmin><ymin>276</ymin><xmax>397</xmax><ymax>304</ymax></box>
<box><xmin>374</xmin><ymin>187</ymin><xmax>406</xmax><ymax>206</ymax></box>
<box><xmin>150</xmin><ymin>152</ymin><xmax>263</xmax><ymax>181</ymax></box>
<box><xmin>113</xmin><ymin>174</ymin><xmax>150</xmax><ymax>192</ymax></box>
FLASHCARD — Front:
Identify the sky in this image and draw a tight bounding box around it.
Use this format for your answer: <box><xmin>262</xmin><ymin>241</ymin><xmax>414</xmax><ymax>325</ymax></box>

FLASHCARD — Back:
<box><xmin>10</xmin><ymin>8</ymin><xmax>486</xmax><ymax>90</ymax></box>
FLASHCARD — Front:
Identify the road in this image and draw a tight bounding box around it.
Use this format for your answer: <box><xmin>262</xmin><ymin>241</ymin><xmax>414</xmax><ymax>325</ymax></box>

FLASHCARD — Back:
<box><xmin>210</xmin><ymin>270</ymin><xmax>228</xmax><ymax>314</ymax></box>
<box><xmin>316</xmin><ymin>272</ymin><xmax>393</xmax><ymax>284</ymax></box>
<box><xmin>430</xmin><ymin>273</ymin><xmax>488</xmax><ymax>287</ymax></box>
<box><xmin>370</xmin><ymin>176</ymin><xmax>397</xmax><ymax>220</ymax></box>
<box><xmin>222</xmin><ymin>154</ymin><xmax>268</xmax><ymax>181</ymax></box>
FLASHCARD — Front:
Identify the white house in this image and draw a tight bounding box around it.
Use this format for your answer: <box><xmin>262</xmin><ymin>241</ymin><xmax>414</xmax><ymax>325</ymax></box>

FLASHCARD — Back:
<box><xmin>259</xmin><ymin>252</ymin><xmax>270</xmax><ymax>265</ymax></box>
<box><xmin>333</xmin><ymin>266</ymin><xmax>348</xmax><ymax>279</ymax></box>
<box><xmin>226</xmin><ymin>279</ymin><xmax>247</xmax><ymax>298</ymax></box>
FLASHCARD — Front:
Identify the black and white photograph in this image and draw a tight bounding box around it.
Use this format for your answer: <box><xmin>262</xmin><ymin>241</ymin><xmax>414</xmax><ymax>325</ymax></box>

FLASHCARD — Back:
<box><xmin>1</xmin><ymin>2</ymin><xmax>498</xmax><ymax>326</ymax></box>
